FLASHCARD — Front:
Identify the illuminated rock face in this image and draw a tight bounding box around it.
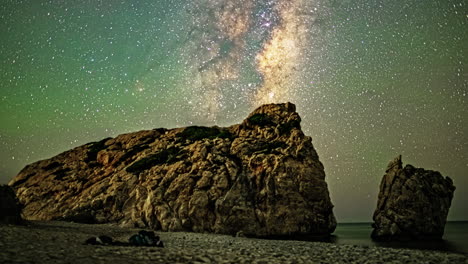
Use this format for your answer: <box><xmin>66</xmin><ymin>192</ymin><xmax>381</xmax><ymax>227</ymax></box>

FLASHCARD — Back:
<box><xmin>10</xmin><ymin>102</ymin><xmax>336</xmax><ymax>237</ymax></box>
<box><xmin>372</xmin><ymin>155</ymin><xmax>455</xmax><ymax>241</ymax></box>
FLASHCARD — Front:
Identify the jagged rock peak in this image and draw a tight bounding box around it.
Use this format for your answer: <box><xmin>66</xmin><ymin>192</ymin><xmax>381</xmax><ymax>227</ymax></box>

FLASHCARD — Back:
<box><xmin>385</xmin><ymin>154</ymin><xmax>402</xmax><ymax>172</ymax></box>
<box><xmin>9</xmin><ymin>102</ymin><xmax>336</xmax><ymax>237</ymax></box>
<box><xmin>372</xmin><ymin>155</ymin><xmax>455</xmax><ymax>241</ymax></box>
<box><xmin>243</xmin><ymin>102</ymin><xmax>300</xmax><ymax>128</ymax></box>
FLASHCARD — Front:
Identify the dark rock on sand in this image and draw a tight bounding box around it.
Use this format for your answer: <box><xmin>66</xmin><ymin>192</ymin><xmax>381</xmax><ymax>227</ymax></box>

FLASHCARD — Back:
<box><xmin>0</xmin><ymin>185</ymin><xmax>23</xmax><ymax>225</ymax></box>
<box><xmin>128</xmin><ymin>230</ymin><xmax>164</xmax><ymax>247</ymax></box>
<box><xmin>85</xmin><ymin>230</ymin><xmax>163</xmax><ymax>247</ymax></box>
<box><xmin>9</xmin><ymin>102</ymin><xmax>336</xmax><ymax>237</ymax></box>
<box><xmin>85</xmin><ymin>235</ymin><xmax>114</xmax><ymax>245</ymax></box>
<box><xmin>372</xmin><ymin>155</ymin><xmax>455</xmax><ymax>241</ymax></box>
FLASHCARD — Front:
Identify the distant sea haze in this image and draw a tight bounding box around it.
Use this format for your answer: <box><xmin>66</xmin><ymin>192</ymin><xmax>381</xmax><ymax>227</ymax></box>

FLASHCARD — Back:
<box><xmin>333</xmin><ymin>222</ymin><xmax>468</xmax><ymax>254</ymax></box>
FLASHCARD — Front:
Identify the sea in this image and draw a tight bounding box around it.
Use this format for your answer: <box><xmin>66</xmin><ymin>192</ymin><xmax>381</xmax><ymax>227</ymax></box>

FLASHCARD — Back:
<box><xmin>331</xmin><ymin>222</ymin><xmax>468</xmax><ymax>254</ymax></box>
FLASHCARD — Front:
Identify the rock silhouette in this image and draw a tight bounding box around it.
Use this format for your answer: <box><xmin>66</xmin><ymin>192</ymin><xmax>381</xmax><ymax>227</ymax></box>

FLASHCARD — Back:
<box><xmin>372</xmin><ymin>155</ymin><xmax>455</xmax><ymax>241</ymax></box>
<box><xmin>0</xmin><ymin>185</ymin><xmax>23</xmax><ymax>225</ymax></box>
<box><xmin>9</xmin><ymin>103</ymin><xmax>336</xmax><ymax>237</ymax></box>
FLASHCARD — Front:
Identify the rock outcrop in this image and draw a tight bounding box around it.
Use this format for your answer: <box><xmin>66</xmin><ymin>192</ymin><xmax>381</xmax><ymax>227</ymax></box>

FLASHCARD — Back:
<box><xmin>372</xmin><ymin>155</ymin><xmax>455</xmax><ymax>241</ymax></box>
<box><xmin>0</xmin><ymin>185</ymin><xmax>23</xmax><ymax>225</ymax></box>
<box><xmin>9</xmin><ymin>103</ymin><xmax>336</xmax><ymax>237</ymax></box>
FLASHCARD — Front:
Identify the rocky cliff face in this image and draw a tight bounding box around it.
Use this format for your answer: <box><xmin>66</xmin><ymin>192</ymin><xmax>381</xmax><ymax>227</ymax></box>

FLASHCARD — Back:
<box><xmin>9</xmin><ymin>103</ymin><xmax>336</xmax><ymax>237</ymax></box>
<box><xmin>372</xmin><ymin>155</ymin><xmax>455</xmax><ymax>241</ymax></box>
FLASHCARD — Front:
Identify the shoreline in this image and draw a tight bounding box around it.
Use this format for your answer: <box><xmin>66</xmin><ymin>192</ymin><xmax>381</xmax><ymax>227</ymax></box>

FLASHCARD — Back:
<box><xmin>332</xmin><ymin>222</ymin><xmax>468</xmax><ymax>255</ymax></box>
<box><xmin>1</xmin><ymin>221</ymin><xmax>467</xmax><ymax>264</ymax></box>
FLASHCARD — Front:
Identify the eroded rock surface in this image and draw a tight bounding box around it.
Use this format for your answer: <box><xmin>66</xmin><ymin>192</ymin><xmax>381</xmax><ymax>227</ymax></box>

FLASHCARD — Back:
<box><xmin>9</xmin><ymin>103</ymin><xmax>336</xmax><ymax>237</ymax></box>
<box><xmin>0</xmin><ymin>185</ymin><xmax>23</xmax><ymax>225</ymax></box>
<box><xmin>372</xmin><ymin>155</ymin><xmax>455</xmax><ymax>241</ymax></box>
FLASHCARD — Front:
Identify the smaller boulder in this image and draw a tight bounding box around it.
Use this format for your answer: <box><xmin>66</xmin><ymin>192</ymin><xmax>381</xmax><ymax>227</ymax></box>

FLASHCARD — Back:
<box><xmin>0</xmin><ymin>185</ymin><xmax>23</xmax><ymax>225</ymax></box>
<box><xmin>371</xmin><ymin>155</ymin><xmax>455</xmax><ymax>241</ymax></box>
<box><xmin>85</xmin><ymin>235</ymin><xmax>114</xmax><ymax>245</ymax></box>
<box><xmin>129</xmin><ymin>230</ymin><xmax>164</xmax><ymax>247</ymax></box>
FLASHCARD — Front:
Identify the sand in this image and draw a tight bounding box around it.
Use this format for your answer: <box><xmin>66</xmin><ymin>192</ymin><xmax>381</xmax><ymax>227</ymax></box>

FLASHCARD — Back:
<box><xmin>1</xmin><ymin>221</ymin><xmax>467</xmax><ymax>264</ymax></box>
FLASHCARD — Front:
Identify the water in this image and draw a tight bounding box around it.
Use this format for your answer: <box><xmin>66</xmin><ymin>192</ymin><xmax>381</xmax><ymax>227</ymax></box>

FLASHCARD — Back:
<box><xmin>332</xmin><ymin>222</ymin><xmax>468</xmax><ymax>254</ymax></box>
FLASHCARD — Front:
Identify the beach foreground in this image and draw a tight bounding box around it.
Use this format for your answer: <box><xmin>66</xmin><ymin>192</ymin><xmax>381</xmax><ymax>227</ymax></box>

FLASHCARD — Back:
<box><xmin>0</xmin><ymin>221</ymin><xmax>466</xmax><ymax>264</ymax></box>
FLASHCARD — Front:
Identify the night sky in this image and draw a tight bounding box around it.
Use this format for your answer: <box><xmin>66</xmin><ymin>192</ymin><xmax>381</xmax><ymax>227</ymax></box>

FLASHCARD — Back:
<box><xmin>1</xmin><ymin>0</ymin><xmax>467</xmax><ymax>222</ymax></box>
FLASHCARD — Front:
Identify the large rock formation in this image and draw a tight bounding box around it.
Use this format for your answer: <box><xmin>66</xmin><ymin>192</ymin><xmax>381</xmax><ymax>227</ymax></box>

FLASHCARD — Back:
<box><xmin>372</xmin><ymin>155</ymin><xmax>455</xmax><ymax>241</ymax></box>
<box><xmin>0</xmin><ymin>185</ymin><xmax>23</xmax><ymax>225</ymax></box>
<box><xmin>9</xmin><ymin>103</ymin><xmax>336</xmax><ymax>237</ymax></box>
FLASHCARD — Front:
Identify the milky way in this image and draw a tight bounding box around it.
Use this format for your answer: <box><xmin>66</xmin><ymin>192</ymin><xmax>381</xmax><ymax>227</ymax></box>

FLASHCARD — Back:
<box><xmin>1</xmin><ymin>0</ymin><xmax>467</xmax><ymax>222</ymax></box>
<box><xmin>255</xmin><ymin>0</ymin><xmax>320</xmax><ymax>105</ymax></box>
<box><xmin>180</xmin><ymin>0</ymin><xmax>327</xmax><ymax>122</ymax></box>
<box><xmin>182</xmin><ymin>0</ymin><xmax>253</xmax><ymax>121</ymax></box>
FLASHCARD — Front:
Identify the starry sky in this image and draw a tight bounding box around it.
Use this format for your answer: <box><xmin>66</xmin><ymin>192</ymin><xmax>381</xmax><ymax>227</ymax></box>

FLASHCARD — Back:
<box><xmin>1</xmin><ymin>0</ymin><xmax>467</xmax><ymax>222</ymax></box>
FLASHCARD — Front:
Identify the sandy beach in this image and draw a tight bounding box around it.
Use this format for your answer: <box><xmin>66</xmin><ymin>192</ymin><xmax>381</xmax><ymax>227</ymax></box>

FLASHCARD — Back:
<box><xmin>1</xmin><ymin>221</ymin><xmax>467</xmax><ymax>264</ymax></box>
